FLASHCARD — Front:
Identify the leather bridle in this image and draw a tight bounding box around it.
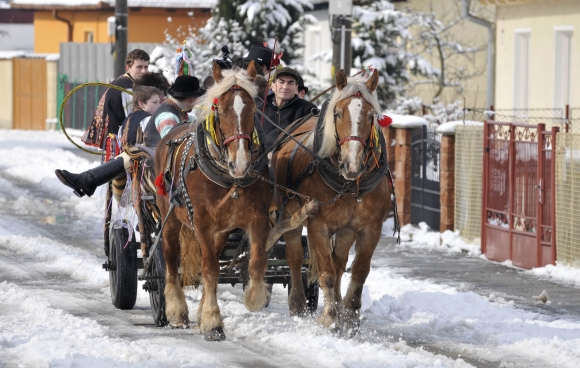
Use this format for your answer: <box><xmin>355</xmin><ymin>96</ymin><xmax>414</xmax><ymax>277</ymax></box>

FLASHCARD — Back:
<box><xmin>334</xmin><ymin>92</ymin><xmax>373</xmax><ymax>157</ymax></box>
<box><xmin>212</xmin><ymin>85</ymin><xmax>253</xmax><ymax>155</ymax></box>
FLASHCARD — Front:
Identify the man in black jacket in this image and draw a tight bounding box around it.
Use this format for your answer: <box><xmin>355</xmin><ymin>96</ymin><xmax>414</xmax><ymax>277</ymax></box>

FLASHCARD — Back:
<box><xmin>256</xmin><ymin>67</ymin><xmax>316</xmax><ymax>150</ymax></box>
<box><xmin>81</xmin><ymin>49</ymin><xmax>150</xmax><ymax>149</ymax></box>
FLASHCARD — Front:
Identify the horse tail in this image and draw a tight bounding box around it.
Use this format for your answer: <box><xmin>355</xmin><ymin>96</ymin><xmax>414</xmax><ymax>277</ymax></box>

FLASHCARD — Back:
<box><xmin>306</xmin><ymin>236</ymin><xmax>319</xmax><ymax>285</ymax></box>
<box><xmin>179</xmin><ymin>225</ymin><xmax>202</xmax><ymax>289</ymax></box>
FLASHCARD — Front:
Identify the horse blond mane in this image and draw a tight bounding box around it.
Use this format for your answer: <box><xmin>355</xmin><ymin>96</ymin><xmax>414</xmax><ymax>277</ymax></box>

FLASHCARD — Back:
<box><xmin>318</xmin><ymin>75</ymin><xmax>382</xmax><ymax>158</ymax></box>
<box><xmin>195</xmin><ymin>68</ymin><xmax>258</xmax><ymax>122</ymax></box>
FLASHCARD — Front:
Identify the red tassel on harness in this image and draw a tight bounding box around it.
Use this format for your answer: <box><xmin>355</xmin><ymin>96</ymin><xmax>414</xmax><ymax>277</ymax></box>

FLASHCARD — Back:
<box><xmin>155</xmin><ymin>173</ymin><xmax>167</xmax><ymax>196</ymax></box>
<box><xmin>377</xmin><ymin>115</ymin><xmax>393</xmax><ymax>128</ymax></box>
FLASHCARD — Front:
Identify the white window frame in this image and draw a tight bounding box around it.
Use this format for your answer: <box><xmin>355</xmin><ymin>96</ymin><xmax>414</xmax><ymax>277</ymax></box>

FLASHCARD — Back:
<box><xmin>513</xmin><ymin>28</ymin><xmax>531</xmax><ymax>112</ymax></box>
<box><xmin>554</xmin><ymin>26</ymin><xmax>573</xmax><ymax>117</ymax></box>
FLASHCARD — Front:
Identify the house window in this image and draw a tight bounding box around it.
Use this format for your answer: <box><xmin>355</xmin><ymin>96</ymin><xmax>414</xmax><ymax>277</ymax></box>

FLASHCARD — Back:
<box><xmin>514</xmin><ymin>29</ymin><xmax>530</xmax><ymax>111</ymax></box>
<box><xmin>554</xmin><ymin>27</ymin><xmax>573</xmax><ymax>115</ymax></box>
<box><xmin>84</xmin><ymin>31</ymin><xmax>94</xmax><ymax>43</ymax></box>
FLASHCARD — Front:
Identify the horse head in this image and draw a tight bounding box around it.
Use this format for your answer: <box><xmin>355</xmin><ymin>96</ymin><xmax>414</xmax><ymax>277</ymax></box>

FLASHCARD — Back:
<box><xmin>320</xmin><ymin>69</ymin><xmax>380</xmax><ymax>181</ymax></box>
<box><xmin>204</xmin><ymin>61</ymin><xmax>258</xmax><ymax>178</ymax></box>
<box><xmin>334</xmin><ymin>70</ymin><xmax>380</xmax><ymax>180</ymax></box>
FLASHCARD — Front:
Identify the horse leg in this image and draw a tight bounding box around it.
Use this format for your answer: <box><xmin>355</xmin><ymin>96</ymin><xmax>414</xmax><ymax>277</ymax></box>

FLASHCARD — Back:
<box><xmin>197</xmin><ymin>229</ymin><xmax>227</xmax><ymax>341</ymax></box>
<box><xmin>244</xmin><ymin>220</ymin><xmax>270</xmax><ymax>312</ymax></box>
<box><xmin>284</xmin><ymin>227</ymin><xmax>307</xmax><ymax>316</ymax></box>
<box><xmin>332</xmin><ymin>228</ymin><xmax>357</xmax><ymax>323</ymax></box>
<box><xmin>342</xmin><ymin>225</ymin><xmax>382</xmax><ymax>336</ymax></box>
<box><xmin>309</xmin><ymin>227</ymin><xmax>339</xmax><ymax>329</ymax></box>
<box><xmin>162</xmin><ymin>215</ymin><xmax>189</xmax><ymax>328</ymax></box>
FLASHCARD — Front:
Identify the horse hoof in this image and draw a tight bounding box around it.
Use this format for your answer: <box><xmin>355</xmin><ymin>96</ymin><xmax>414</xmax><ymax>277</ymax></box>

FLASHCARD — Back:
<box><xmin>204</xmin><ymin>326</ymin><xmax>226</xmax><ymax>341</ymax></box>
<box><xmin>340</xmin><ymin>324</ymin><xmax>360</xmax><ymax>338</ymax></box>
<box><xmin>169</xmin><ymin>319</ymin><xmax>190</xmax><ymax>329</ymax></box>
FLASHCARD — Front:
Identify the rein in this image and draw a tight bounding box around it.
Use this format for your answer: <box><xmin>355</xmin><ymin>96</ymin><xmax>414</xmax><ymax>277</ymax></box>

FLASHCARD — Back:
<box><xmin>255</xmin><ymin>108</ymin><xmax>339</xmax><ymax>174</ymax></box>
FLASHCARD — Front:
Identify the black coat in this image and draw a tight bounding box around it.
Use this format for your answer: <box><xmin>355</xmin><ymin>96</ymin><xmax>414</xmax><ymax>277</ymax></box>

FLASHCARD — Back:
<box><xmin>81</xmin><ymin>73</ymin><xmax>134</xmax><ymax>149</ymax></box>
<box><xmin>119</xmin><ymin>109</ymin><xmax>150</xmax><ymax>147</ymax></box>
<box><xmin>255</xmin><ymin>94</ymin><xmax>316</xmax><ymax>149</ymax></box>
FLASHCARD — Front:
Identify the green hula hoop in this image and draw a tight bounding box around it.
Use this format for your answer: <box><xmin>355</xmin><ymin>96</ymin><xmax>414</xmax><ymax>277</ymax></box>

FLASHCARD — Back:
<box><xmin>58</xmin><ymin>82</ymin><xmax>133</xmax><ymax>155</ymax></box>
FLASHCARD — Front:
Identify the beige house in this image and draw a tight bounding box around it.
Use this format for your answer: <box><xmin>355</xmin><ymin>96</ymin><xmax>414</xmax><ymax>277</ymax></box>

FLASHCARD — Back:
<box><xmin>394</xmin><ymin>0</ymin><xmax>495</xmax><ymax>110</ymax></box>
<box><xmin>485</xmin><ymin>0</ymin><xmax>579</xmax><ymax>116</ymax></box>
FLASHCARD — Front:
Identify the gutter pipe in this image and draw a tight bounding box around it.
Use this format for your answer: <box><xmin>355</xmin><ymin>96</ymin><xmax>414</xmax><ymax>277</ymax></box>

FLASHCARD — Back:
<box><xmin>52</xmin><ymin>10</ymin><xmax>73</xmax><ymax>42</ymax></box>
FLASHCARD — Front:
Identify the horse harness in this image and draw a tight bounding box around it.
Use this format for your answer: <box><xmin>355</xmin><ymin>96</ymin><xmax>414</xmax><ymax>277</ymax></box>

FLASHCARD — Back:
<box><xmin>274</xmin><ymin>97</ymin><xmax>400</xmax><ymax>241</ymax></box>
<box><xmin>159</xmin><ymin>85</ymin><xmax>268</xmax><ymax>228</ymax></box>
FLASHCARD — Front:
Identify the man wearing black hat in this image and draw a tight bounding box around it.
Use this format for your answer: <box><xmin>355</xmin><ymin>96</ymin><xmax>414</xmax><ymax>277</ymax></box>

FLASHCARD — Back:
<box><xmin>143</xmin><ymin>75</ymin><xmax>205</xmax><ymax>148</ymax></box>
<box><xmin>54</xmin><ymin>75</ymin><xmax>204</xmax><ymax>199</ymax></box>
<box><xmin>297</xmin><ymin>76</ymin><xmax>309</xmax><ymax>99</ymax></box>
<box><xmin>243</xmin><ymin>45</ymin><xmax>274</xmax><ymax>76</ymax></box>
<box><xmin>256</xmin><ymin>67</ymin><xmax>316</xmax><ymax>150</ymax></box>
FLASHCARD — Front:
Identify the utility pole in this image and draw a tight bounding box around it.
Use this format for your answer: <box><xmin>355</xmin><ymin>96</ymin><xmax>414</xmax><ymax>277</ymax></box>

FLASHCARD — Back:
<box><xmin>113</xmin><ymin>0</ymin><xmax>128</xmax><ymax>78</ymax></box>
<box><xmin>329</xmin><ymin>0</ymin><xmax>353</xmax><ymax>78</ymax></box>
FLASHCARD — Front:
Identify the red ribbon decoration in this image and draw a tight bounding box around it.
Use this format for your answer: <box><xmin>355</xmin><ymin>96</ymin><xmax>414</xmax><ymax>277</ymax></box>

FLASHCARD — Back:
<box><xmin>377</xmin><ymin>115</ymin><xmax>393</xmax><ymax>128</ymax></box>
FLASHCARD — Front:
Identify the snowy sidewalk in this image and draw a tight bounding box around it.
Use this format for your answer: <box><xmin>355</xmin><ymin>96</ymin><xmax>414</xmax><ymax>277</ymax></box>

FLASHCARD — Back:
<box><xmin>378</xmin><ymin>232</ymin><xmax>580</xmax><ymax>321</ymax></box>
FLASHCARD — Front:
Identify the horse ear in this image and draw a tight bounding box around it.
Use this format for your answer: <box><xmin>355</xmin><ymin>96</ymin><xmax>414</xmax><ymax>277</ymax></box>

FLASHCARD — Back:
<box><xmin>366</xmin><ymin>69</ymin><xmax>379</xmax><ymax>93</ymax></box>
<box><xmin>212</xmin><ymin>62</ymin><xmax>224</xmax><ymax>83</ymax></box>
<box><xmin>335</xmin><ymin>69</ymin><xmax>347</xmax><ymax>90</ymax></box>
<box><xmin>246</xmin><ymin>60</ymin><xmax>257</xmax><ymax>81</ymax></box>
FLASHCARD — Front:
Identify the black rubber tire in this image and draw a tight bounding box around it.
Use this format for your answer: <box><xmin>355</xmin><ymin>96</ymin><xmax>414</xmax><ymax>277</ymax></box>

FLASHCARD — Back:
<box><xmin>298</xmin><ymin>235</ymin><xmax>319</xmax><ymax>314</ymax></box>
<box><xmin>304</xmin><ymin>276</ymin><xmax>319</xmax><ymax>314</ymax></box>
<box><xmin>288</xmin><ymin>273</ymin><xmax>319</xmax><ymax>314</ymax></box>
<box><xmin>148</xmin><ymin>243</ymin><xmax>168</xmax><ymax>326</ymax></box>
<box><xmin>109</xmin><ymin>222</ymin><xmax>138</xmax><ymax>310</ymax></box>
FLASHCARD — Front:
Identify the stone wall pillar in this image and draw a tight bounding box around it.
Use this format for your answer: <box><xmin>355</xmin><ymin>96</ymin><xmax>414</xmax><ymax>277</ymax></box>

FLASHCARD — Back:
<box><xmin>393</xmin><ymin>127</ymin><xmax>413</xmax><ymax>225</ymax></box>
<box><xmin>439</xmin><ymin>133</ymin><xmax>456</xmax><ymax>233</ymax></box>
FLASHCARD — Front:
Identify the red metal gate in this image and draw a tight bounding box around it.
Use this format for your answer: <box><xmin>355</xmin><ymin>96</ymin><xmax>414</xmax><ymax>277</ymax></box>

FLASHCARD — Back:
<box><xmin>481</xmin><ymin>121</ymin><xmax>558</xmax><ymax>269</ymax></box>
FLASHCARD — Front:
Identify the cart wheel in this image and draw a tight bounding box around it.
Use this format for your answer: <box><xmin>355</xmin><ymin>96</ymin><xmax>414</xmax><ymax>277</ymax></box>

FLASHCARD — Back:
<box><xmin>109</xmin><ymin>222</ymin><xmax>138</xmax><ymax>310</ymax></box>
<box><xmin>148</xmin><ymin>243</ymin><xmax>168</xmax><ymax>326</ymax></box>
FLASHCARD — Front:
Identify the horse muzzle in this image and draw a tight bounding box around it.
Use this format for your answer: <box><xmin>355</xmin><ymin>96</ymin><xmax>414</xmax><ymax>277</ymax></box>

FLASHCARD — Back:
<box><xmin>227</xmin><ymin>159</ymin><xmax>250</xmax><ymax>178</ymax></box>
<box><xmin>339</xmin><ymin>159</ymin><xmax>365</xmax><ymax>181</ymax></box>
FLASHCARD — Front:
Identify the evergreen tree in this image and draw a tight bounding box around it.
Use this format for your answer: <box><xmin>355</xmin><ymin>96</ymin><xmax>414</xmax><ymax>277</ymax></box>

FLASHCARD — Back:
<box><xmin>351</xmin><ymin>0</ymin><xmax>424</xmax><ymax>108</ymax></box>
<box><xmin>201</xmin><ymin>0</ymin><xmax>314</xmax><ymax>66</ymax></box>
<box><xmin>155</xmin><ymin>0</ymin><xmax>314</xmax><ymax>80</ymax></box>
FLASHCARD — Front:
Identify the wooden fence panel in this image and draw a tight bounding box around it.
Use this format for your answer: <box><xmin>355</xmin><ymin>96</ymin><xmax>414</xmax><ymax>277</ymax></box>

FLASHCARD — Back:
<box><xmin>13</xmin><ymin>58</ymin><xmax>47</xmax><ymax>130</ymax></box>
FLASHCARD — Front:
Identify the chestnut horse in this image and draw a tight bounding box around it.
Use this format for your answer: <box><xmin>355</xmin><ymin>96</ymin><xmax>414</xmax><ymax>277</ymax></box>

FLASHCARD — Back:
<box><xmin>272</xmin><ymin>69</ymin><xmax>392</xmax><ymax>334</ymax></box>
<box><xmin>154</xmin><ymin>61</ymin><xmax>271</xmax><ymax>340</ymax></box>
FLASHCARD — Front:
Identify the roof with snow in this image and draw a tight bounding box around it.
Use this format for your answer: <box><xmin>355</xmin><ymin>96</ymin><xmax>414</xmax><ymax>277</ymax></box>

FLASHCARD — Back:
<box><xmin>10</xmin><ymin>0</ymin><xmax>215</xmax><ymax>9</ymax></box>
<box><xmin>385</xmin><ymin>113</ymin><xmax>429</xmax><ymax>128</ymax></box>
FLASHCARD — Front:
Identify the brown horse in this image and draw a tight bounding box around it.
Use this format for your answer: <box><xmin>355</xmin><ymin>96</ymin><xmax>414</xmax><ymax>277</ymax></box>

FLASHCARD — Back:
<box><xmin>272</xmin><ymin>69</ymin><xmax>392</xmax><ymax>334</ymax></box>
<box><xmin>154</xmin><ymin>61</ymin><xmax>271</xmax><ymax>340</ymax></box>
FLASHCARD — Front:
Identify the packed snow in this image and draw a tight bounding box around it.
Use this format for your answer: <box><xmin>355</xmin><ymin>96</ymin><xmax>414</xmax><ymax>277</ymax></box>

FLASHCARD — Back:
<box><xmin>1</xmin><ymin>129</ymin><xmax>580</xmax><ymax>367</ymax></box>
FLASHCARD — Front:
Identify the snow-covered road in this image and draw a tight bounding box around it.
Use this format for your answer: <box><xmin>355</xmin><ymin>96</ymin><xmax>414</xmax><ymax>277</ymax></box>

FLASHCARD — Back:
<box><xmin>1</xmin><ymin>130</ymin><xmax>580</xmax><ymax>368</ymax></box>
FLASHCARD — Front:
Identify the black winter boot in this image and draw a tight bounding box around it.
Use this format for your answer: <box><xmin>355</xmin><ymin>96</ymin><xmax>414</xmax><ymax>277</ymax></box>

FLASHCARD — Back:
<box><xmin>55</xmin><ymin>158</ymin><xmax>126</xmax><ymax>197</ymax></box>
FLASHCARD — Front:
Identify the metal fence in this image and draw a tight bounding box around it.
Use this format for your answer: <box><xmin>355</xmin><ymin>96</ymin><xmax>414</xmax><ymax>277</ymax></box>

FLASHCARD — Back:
<box><xmin>454</xmin><ymin>125</ymin><xmax>483</xmax><ymax>243</ymax></box>
<box><xmin>570</xmin><ymin>108</ymin><xmax>580</xmax><ymax>133</ymax></box>
<box><xmin>491</xmin><ymin>108</ymin><xmax>568</xmax><ymax>131</ymax></box>
<box><xmin>555</xmin><ymin>133</ymin><xmax>580</xmax><ymax>268</ymax></box>
<box><xmin>57</xmin><ymin>75</ymin><xmax>108</xmax><ymax>131</ymax></box>
<box><xmin>59</xmin><ymin>42</ymin><xmax>161</xmax><ymax>83</ymax></box>
<box><xmin>410</xmin><ymin>125</ymin><xmax>441</xmax><ymax>230</ymax></box>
